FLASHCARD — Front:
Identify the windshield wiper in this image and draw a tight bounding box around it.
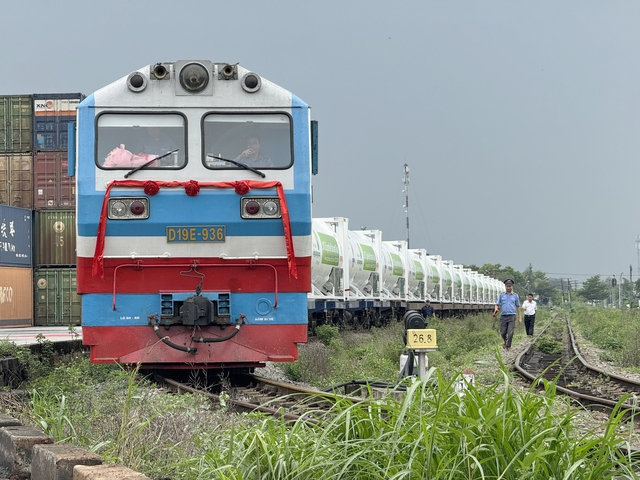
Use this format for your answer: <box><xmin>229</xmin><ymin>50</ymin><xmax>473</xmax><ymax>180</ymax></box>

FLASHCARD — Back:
<box><xmin>124</xmin><ymin>149</ymin><xmax>179</xmax><ymax>178</ymax></box>
<box><xmin>206</xmin><ymin>154</ymin><xmax>266</xmax><ymax>178</ymax></box>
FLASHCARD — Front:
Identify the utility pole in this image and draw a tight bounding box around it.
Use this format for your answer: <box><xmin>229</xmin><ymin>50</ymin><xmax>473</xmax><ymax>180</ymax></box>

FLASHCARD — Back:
<box><xmin>560</xmin><ymin>278</ymin><xmax>565</xmax><ymax>303</ymax></box>
<box><xmin>636</xmin><ymin>236</ymin><xmax>640</xmax><ymax>275</ymax></box>
<box><xmin>611</xmin><ymin>275</ymin><xmax>616</xmax><ymax>308</ymax></box>
<box><xmin>619</xmin><ymin>272</ymin><xmax>623</xmax><ymax>309</ymax></box>
<box><xmin>403</xmin><ymin>164</ymin><xmax>410</xmax><ymax>248</ymax></box>
<box><xmin>630</xmin><ymin>265</ymin><xmax>634</xmax><ymax>303</ymax></box>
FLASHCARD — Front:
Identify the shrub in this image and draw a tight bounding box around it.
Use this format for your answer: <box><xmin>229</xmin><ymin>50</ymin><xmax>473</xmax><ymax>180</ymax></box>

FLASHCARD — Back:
<box><xmin>535</xmin><ymin>335</ymin><xmax>563</xmax><ymax>354</ymax></box>
<box><xmin>315</xmin><ymin>324</ymin><xmax>340</xmax><ymax>346</ymax></box>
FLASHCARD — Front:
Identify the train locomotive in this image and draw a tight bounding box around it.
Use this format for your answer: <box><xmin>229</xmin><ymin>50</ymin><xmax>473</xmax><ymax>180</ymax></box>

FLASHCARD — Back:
<box><xmin>71</xmin><ymin>61</ymin><xmax>314</xmax><ymax>370</ymax></box>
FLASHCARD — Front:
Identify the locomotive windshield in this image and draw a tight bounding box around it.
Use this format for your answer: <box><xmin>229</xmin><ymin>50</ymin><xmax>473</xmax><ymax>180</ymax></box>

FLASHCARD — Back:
<box><xmin>203</xmin><ymin>113</ymin><xmax>292</xmax><ymax>170</ymax></box>
<box><xmin>96</xmin><ymin>113</ymin><xmax>186</xmax><ymax>169</ymax></box>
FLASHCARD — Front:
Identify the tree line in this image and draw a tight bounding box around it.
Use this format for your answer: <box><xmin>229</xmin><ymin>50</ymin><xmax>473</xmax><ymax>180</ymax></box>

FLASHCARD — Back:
<box><xmin>464</xmin><ymin>263</ymin><xmax>638</xmax><ymax>307</ymax></box>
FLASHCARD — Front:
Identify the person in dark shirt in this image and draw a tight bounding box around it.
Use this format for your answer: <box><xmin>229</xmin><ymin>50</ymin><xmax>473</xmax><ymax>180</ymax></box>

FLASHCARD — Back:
<box><xmin>421</xmin><ymin>300</ymin><xmax>435</xmax><ymax>324</ymax></box>
<box><xmin>234</xmin><ymin>135</ymin><xmax>274</xmax><ymax>167</ymax></box>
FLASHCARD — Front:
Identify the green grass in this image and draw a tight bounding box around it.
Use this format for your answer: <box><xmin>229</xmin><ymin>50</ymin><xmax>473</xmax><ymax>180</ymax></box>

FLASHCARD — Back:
<box><xmin>177</xmin><ymin>365</ymin><xmax>640</xmax><ymax>479</ymax></box>
<box><xmin>285</xmin><ymin>312</ymin><xmax>542</xmax><ymax>388</ymax></box>
<box><xmin>571</xmin><ymin>306</ymin><xmax>640</xmax><ymax>369</ymax></box>
<box><xmin>4</xmin><ymin>306</ymin><xmax>640</xmax><ymax>479</ymax></box>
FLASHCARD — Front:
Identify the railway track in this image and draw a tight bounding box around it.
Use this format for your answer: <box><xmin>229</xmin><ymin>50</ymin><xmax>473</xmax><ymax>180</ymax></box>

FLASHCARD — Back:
<box><xmin>155</xmin><ymin>373</ymin><xmax>367</xmax><ymax>425</ymax></box>
<box><xmin>515</xmin><ymin>315</ymin><xmax>640</xmax><ymax>417</ymax></box>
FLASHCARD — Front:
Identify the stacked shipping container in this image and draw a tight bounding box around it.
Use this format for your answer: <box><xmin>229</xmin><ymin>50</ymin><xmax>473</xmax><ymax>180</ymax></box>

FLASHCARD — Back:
<box><xmin>0</xmin><ymin>205</ymin><xmax>33</xmax><ymax>326</ymax></box>
<box><xmin>32</xmin><ymin>94</ymin><xmax>82</xmax><ymax>326</ymax></box>
<box><xmin>0</xmin><ymin>92</ymin><xmax>84</xmax><ymax>327</ymax></box>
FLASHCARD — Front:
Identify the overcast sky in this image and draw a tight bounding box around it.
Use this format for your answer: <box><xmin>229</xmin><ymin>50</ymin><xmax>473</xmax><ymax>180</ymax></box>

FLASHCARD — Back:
<box><xmin>2</xmin><ymin>1</ymin><xmax>639</xmax><ymax>283</ymax></box>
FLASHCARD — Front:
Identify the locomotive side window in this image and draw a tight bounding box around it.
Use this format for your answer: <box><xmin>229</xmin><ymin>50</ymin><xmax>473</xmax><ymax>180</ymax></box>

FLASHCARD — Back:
<box><xmin>203</xmin><ymin>113</ymin><xmax>292</xmax><ymax>170</ymax></box>
<box><xmin>96</xmin><ymin>113</ymin><xmax>186</xmax><ymax>169</ymax></box>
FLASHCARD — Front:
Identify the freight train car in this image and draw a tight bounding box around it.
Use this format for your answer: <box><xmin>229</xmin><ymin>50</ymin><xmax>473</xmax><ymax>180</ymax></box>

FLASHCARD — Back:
<box><xmin>71</xmin><ymin>61</ymin><xmax>315</xmax><ymax>370</ymax></box>
<box><xmin>308</xmin><ymin>217</ymin><xmax>502</xmax><ymax>330</ymax></box>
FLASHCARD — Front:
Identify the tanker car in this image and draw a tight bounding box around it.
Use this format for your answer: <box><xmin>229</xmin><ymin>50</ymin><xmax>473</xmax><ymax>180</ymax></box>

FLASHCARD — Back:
<box><xmin>308</xmin><ymin>217</ymin><xmax>502</xmax><ymax>330</ymax></box>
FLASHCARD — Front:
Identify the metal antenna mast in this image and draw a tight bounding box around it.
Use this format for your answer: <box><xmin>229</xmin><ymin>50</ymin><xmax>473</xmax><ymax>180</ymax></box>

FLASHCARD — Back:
<box><xmin>636</xmin><ymin>236</ymin><xmax>640</xmax><ymax>274</ymax></box>
<box><xmin>403</xmin><ymin>164</ymin><xmax>410</xmax><ymax>248</ymax></box>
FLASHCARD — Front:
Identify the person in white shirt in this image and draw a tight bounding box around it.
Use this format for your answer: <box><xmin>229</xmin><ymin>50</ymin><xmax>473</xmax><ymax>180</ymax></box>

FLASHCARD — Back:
<box><xmin>522</xmin><ymin>294</ymin><xmax>537</xmax><ymax>337</ymax></box>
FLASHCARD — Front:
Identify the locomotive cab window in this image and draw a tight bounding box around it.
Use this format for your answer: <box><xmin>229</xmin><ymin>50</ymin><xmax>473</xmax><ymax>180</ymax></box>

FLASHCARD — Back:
<box><xmin>203</xmin><ymin>113</ymin><xmax>292</xmax><ymax>170</ymax></box>
<box><xmin>96</xmin><ymin>113</ymin><xmax>186</xmax><ymax>169</ymax></box>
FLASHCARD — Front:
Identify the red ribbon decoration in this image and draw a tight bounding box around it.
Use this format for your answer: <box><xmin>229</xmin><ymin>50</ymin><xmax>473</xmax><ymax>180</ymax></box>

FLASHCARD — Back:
<box><xmin>92</xmin><ymin>179</ymin><xmax>297</xmax><ymax>280</ymax></box>
<box><xmin>143</xmin><ymin>181</ymin><xmax>160</xmax><ymax>196</ymax></box>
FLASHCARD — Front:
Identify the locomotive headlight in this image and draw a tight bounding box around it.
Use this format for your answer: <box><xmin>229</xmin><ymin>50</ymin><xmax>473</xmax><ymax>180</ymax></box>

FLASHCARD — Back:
<box><xmin>179</xmin><ymin>63</ymin><xmax>209</xmax><ymax>93</ymax></box>
<box><xmin>110</xmin><ymin>201</ymin><xmax>127</xmax><ymax>217</ymax></box>
<box><xmin>108</xmin><ymin>197</ymin><xmax>150</xmax><ymax>220</ymax></box>
<box><xmin>241</xmin><ymin>72</ymin><xmax>261</xmax><ymax>93</ymax></box>
<box><xmin>263</xmin><ymin>200</ymin><xmax>278</xmax><ymax>216</ymax></box>
<box><xmin>240</xmin><ymin>197</ymin><xmax>281</xmax><ymax>219</ymax></box>
<box><xmin>127</xmin><ymin>72</ymin><xmax>147</xmax><ymax>92</ymax></box>
<box><xmin>130</xmin><ymin>201</ymin><xmax>146</xmax><ymax>216</ymax></box>
<box><xmin>245</xmin><ymin>200</ymin><xmax>260</xmax><ymax>215</ymax></box>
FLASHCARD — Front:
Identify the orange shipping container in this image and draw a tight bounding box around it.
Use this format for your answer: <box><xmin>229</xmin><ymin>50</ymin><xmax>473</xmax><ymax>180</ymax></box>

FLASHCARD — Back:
<box><xmin>0</xmin><ymin>266</ymin><xmax>33</xmax><ymax>327</ymax></box>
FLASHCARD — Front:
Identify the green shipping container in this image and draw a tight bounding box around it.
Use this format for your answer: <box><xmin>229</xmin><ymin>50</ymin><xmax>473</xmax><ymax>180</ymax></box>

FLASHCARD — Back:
<box><xmin>0</xmin><ymin>96</ymin><xmax>33</xmax><ymax>153</ymax></box>
<box><xmin>34</xmin><ymin>210</ymin><xmax>77</xmax><ymax>266</ymax></box>
<box><xmin>34</xmin><ymin>268</ymin><xmax>81</xmax><ymax>326</ymax></box>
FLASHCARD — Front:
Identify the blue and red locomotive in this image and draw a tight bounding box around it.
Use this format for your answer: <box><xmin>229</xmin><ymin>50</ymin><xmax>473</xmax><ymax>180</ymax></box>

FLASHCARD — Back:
<box><xmin>71</xmin><ymin>61</ymin><xmax>315</xmax><ymax>370</ymax></box>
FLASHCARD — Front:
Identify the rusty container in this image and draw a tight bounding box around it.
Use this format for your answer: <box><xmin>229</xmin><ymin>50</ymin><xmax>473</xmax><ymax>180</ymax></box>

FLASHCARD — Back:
<box><xmin>0</xmin><ymin>95</ymin><xmax>33</xmax><ymax>153</ymax></box>
<box><xmin>33</xmin><ymin>210</ymin><xmax>76</xmax><ymax>267</ymax></box>
<box><xmin>33</xmin><ymin>151</ymin><xmax>75</xmax><ymax>209</ymax></box>
<box><xmin>34</xmin><ymin>267</ymin><xmax>81</xmax><ymax>326</ymax></box>
<box><xmin>0</xmin><ymin>153</ymin><xmax>33</xmax><ymax>209</ymax></box>
<box><xmin>0</xmin><ymin>266</ymin><xmax>33</xmax><ymax>327</ymax></box>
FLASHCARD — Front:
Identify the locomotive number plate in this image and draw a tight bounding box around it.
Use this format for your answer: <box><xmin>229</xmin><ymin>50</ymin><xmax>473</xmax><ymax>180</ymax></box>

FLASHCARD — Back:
<box><xmin>166</xmin><ymin>226</ymin><xmax>226</xmax><ymax>243</ymax></box>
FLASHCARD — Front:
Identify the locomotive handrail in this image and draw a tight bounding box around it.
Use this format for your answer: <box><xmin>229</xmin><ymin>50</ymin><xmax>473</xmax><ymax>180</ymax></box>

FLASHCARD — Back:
<box><xmin>112</xmin><ymin>261</ymin><xmax>279</xmax><ymax>310</ymax></box>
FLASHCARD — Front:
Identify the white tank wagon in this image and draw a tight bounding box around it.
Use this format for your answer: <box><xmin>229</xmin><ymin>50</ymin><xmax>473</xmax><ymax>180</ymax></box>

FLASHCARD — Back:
<box><xmin>309</xmin><ymin>218</ymin><xmax>389</xmax><ymax>327</ymax></box>
<box><xmin>346</xmin><ymin>229</ymin><xmax>381</xmax><ymax>299</ymax></box>
<box><xmin>310</xmin><ymin>218</ymin><xmax>345</xmax><ymax>299</ymax></box>
<box><xmin>381</xmin><ymin>241</ymin><xmax>407</xmax><ymax>301</ymax></box>
<box><xmin>452</xmin><ymin>265</ymin><xmax>464</xmax><ymax>302</ymax></box>
<box><xmin>478</xmin><ymin>274</ymin><xmax>490</xmax><ymax>304</ymax></box>
<box><xmin>441</xmin><ymin>260</ymin><xmax>454</xmax><ymax>301</ymax></box>
<box><xmin>462</xmin><ymin>268</ymin><xmax>473</xmax><ymax>303</ymax></box>
<box><xmin>425</xmin><ymin>255</ymin><xmax>442</xmax><ymax>302</ymax></box>
<box><xmin>469</xmin><ymin>271</ymin><xmax>480</xmax><ymax>303</ymax></box>
<box><xmin>406</xmin><ymin>248</ymin><xmax>428</xmax><ymax>301</ymax></box>
<box><xmin>308</xmin><ymin>217</ymin><xmax>498</xmax><ymax>327</ymax></box>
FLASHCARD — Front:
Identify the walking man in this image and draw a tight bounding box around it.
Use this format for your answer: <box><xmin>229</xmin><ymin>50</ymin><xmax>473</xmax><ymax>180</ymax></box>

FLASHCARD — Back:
<box><xmin>493</xmin><ymin>279</ymin><xmax>521</xmax><ymax>351</ymax></box>
<box><xmin>522</xmin><ymin>293</ymin><xmax>537</xmax><ymax>337</ymax></box>
<box><xmin>421</xmin><ymin>300</ymin><xmax>435</xmax><ymax>325</ymax></box>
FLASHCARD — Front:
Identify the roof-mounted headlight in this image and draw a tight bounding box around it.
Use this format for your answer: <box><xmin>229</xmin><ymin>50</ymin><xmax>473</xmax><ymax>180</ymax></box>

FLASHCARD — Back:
<box><xmin>180</xmin><ymin>63</ymin><xmax>208</xmax><ymax>92</ymax></box>
<box><xmin>175</xmin><ymin>60</ymin><xmax>213</xmax><ymax>96</ymax></box>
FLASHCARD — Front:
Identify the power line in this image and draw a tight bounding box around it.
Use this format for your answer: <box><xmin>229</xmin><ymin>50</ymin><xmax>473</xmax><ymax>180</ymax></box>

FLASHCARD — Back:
<box><xmin>545</xmin><ymin>272</ymin><xmax>630</xmax><ymax>278</ymax></box>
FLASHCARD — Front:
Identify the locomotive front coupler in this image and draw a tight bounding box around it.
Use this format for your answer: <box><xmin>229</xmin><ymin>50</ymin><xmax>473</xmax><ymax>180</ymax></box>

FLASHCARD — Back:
<box><xmin>191</xmin><ymin>314</ymin><xmax>245</xmax><ymax>343</ymax></box>
<box><xmin>147</xmin><ymin>314</ymin><xmax>197</xmax><ymax>354</ymax></box>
